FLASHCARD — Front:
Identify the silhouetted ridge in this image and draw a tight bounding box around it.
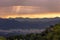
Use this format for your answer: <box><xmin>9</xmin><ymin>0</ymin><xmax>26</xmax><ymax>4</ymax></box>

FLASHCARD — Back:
<box><xmin>0</xmin><ymin>18</ymin><xmax>60</xmax><ymax>30</ymax></box>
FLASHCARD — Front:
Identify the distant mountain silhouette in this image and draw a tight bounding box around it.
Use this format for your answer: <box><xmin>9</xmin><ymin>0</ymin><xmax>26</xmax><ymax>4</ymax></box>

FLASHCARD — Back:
<box><xmin>0</xmin><ymin>17</ymin><xmax>60</xmax><ymax>30</ymax></box>
<box><xmin>0</xmin><ymin>17</ymin><xmax>60</xmax><ymax>36</ymax></box>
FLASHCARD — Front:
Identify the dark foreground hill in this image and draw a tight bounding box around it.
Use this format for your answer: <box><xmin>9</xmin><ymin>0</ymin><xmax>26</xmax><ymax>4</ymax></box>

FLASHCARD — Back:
<box><xmin>7</xmin><ymin>24</ymin><xmax>60</xmax><ymax>40</ymax></box>
<box><xmin>0</xmin><ymin>24</ymin><xmax>60</xmax><ymax>40</ymax></box>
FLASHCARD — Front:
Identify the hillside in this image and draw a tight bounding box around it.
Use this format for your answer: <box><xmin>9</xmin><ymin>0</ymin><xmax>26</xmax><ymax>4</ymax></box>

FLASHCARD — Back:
<box><xmin>42</xmin><ymin>24</ymin><xmax>60</xmax><ymax>40</ymax></box>
<box><xmin>0</xmin><ymin>18</ymin><xmax>60</xmax><ymax>37</ymax></box>
<box><xmin>1</xmin><ymin>24</ymin><xmax>60</xmax><ymax>40</ymax></box>
<box><xmin>32</xmin><ymin>23</ymin><xmax>60</xmax><ymax>40</ymax></box>
<box><xmin>0</xmin><ymin>17</ymin><xmax>60</xmax><ymax>30</ymax></box>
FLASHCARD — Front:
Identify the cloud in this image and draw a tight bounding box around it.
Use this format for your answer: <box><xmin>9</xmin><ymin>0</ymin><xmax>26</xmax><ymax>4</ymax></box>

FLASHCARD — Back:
<box><xmin>0</xmin><ymin>0</ymin><xmax>60</xmax><ymax>16</ymax></box>
<box><xmin>0</xmin><ymin>6</ymin><xmax>49</xmax><ymax>15</ymax></box>
<box><xmin>0</xmin><ymin>0</ymin><xmax>48</xmax><ymax>6</ymax></box>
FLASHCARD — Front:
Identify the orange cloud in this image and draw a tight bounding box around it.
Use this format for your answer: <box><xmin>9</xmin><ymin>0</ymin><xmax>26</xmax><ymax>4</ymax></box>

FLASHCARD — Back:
<box><xmin>0</xmin><ymin>6</ymin><xmax>60</xmax><ymax>18</ymax></box>
<box><xmin>0</xmin><ymin>12</ymin><xmax>60</xmax><ymax>18</ymax></box>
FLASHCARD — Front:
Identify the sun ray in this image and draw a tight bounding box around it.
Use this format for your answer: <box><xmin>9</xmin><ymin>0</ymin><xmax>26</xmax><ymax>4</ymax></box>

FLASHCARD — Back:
<box><xmin>12</xmin><ymin>6</ymin><xmax>21</xmax><ymax>13</ymax></box>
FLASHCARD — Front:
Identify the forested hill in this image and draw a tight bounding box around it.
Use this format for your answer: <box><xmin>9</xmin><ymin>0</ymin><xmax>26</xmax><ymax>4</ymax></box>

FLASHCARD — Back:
<box><xmin>43</xmin><ymin>24</ymin><xmax>60</xmax><ymax>40</ymax></box>
<box><xmin>40</xmin><ymin>24</ymin><xmax>60</xmax><ymax>40</ymax></box>
<box><xmin>1</xmin><ymin>24</ymin><xmax>60</xmax><ymax>40</ymax></box>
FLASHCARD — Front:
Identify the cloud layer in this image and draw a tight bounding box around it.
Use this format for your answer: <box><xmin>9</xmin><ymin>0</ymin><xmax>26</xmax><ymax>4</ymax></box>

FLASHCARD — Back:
<box><xmin>0</xmin><ymin>0</ymin><xmax>59</xmax><ymax>11</ymax></box>
<box><xmin>0</xmin><ymin>0</ymin><xmax>60</xmax><ymax>18</ymax></box>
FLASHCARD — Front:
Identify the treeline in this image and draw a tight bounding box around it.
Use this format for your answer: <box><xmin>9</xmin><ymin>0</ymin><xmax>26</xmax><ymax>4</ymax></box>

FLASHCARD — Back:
<box><xmin>0</xmin><ymin>24</ymin><xmax>60</xmax><ymax>40</ymax></box>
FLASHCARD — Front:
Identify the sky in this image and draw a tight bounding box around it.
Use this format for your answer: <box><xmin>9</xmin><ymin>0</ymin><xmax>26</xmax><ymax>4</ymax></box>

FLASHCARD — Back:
<box><xmin>0</xmin><ymin>0</ymin><xmax>60</xmax><ymax>18</ymax></box>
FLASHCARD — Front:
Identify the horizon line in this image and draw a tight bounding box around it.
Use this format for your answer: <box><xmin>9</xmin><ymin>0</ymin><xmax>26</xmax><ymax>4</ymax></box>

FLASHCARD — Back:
<box><xmin>0</xmin><ymin>17</ymin><xmax>60</xmax><ymax>19</ymax></box>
